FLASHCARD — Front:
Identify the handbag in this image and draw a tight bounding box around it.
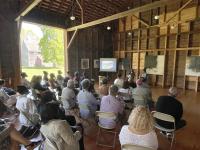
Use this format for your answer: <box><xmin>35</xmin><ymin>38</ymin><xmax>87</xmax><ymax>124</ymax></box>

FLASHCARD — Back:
<box><xmin>19</xmin><ymin>111</ymin><xmax>41</xmax><ymax>139</ymax></box>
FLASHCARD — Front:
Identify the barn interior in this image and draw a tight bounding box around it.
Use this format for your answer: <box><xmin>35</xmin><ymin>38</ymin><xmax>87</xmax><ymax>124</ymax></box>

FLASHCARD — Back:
<box><xmin>0</xmin><ymin>0</ymin><xmax>200</xmax><ymax>150</ymax></box>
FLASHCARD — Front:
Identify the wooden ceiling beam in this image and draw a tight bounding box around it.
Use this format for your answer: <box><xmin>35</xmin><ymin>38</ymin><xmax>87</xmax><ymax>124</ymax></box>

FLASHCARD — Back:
<box><xmin>15</xmin><ymin>0</ymin><xmax>42</xmax><ymax>21</ymax></box>
<box><xmin>66</xmin><ymin>0</ymin><xmax>181</xmax><ymax>31</ymax></box>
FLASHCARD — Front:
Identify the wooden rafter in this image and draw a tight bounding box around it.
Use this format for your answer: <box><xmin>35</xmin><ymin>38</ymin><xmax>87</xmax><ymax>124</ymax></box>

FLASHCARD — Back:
<box><xmin>15</xmin><ymin>0</ymin><xmax>42</xmax><ymax>21</ymax></box>
<box><xmin>66</xmin><ymin>0</ymin><xmax>181</xmax><ymax>31</ymax></box>
<box><xmin>165</xmin><ymin>0</ymin><xmax>193</xmax><ymax>24</ymax></box>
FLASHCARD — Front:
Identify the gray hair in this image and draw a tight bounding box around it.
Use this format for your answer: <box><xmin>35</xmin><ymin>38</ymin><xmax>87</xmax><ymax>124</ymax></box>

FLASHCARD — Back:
<box><xmin>67</xmin><ymin>79</ymin><xmax>74</xmax><ymax>89</ymax></box>
<box><xmin>109</xmin><ymin>85</ymin><xmax>118</xmax><ymax>96</ymax></box>
<box><xmin>168</xmin><ymin>87</ymin><xmax>178</xmax><ymax>97</ymax></box>
<box><xmin>81</xmin><ymin>79</ymin><xmax>90</xmax><ymax>90</ymax></box>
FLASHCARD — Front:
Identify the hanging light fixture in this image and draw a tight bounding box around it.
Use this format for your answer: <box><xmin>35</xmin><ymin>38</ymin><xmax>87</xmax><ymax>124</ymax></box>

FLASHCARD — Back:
<box><xmin>70</xmin><ymin>2</ymin><xmax>76</xmax><ymax>21</ymax></box>
<box><xmin>154</xmin><ymin>15</ymin><xmax>159</xmax><ymax>20</ymax></box>
<box><xmin>107</xmin><ymin>26</ymin><xmax>111</xmax><ymax>30</ymax></box>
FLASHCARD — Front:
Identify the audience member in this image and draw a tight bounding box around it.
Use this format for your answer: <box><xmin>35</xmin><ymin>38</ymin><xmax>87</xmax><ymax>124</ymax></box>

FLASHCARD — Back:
<box><xmin>99</xmin><ymin>85</ymin><xmax>124</xmax><ymax>128</ymax></box>
<box><xmin>31</xmin><ymin>75</ymin><xmax>47</xmax><ymax>92</ymax></box>
<box><xmin>114</xmin><ymin>73</ymin><xmax>124</xmax><ymax>89</ymax></box>
<box><xmin>41</xmin><ymin>71</ymin><xmax>49</xmax><ymax>88</ymax></box>
<box><xmin>132</xmin><ymin>79</ymin><xmax>153</xmax><ymax>108</ymax></box>
<box><xmin>119</xmin><ymin>106</ymin><xmax>158</xmax><ymax>150</ymax></box>
<box><xmin>73</xmin><ymin>71</ymin><xmax>80</xmax><ymax>88</ymax></box>
<box><xmin>99</xmin><ymin>78</ymin><xmax>109</xmax><ymax>98</ymax></box>
<box><xmin>16</xmin><ymin>86</ymin><xmax>39</xmax><ymax>130</ymax></box>
<box><xmin>20</xmin><ymin>72</ymin><xmax>30</xmax><ymax>89</ymax></box>
<box><xmin>0</xmin><ymin>79</ymin><xmax>16</xmax><ymax>107</ymax></box>
<box><xmin>127</xmin><ymin>70</ymin><xmax>136</xmax><ymax>88</ymax></box>
<box><xmin>61</xmin><ymin>79</ymin><xmax>77</xmax><ymax>112</ymax></box>
<box><xmin>39</xmin><ymin>102</ymin><xmax>81</xmax><ymax>150</ymax></box>
<box><xmin>57</xmin><ymin>70</ymin><xmax>64</xmax><ymax>86</ymax></box>
<box><xmin>156</xmin><ymin>87</ymin><xmax>186</xmax><ymax>130</ymax></box>
<box><xmin>118</xmin><ymin>80</ymin><xmax>132</xmax><ymax>101</ymax></box>
<box><xmin>141</xmin><ymin>68</ymin><xmax>148</xmax><ymax>83</ymax></box>
<box><xmin>49</xmin><ymin>73</ymin><xmax>58</xmax><ymax>90</ymax></box>
<box><xmin>0</xmin><ymin>101</ymin><xmax>40</xmax><ymax>150</ymax></box>
<box><xmin>77</xmin><ymin>79</ymin><xmax>99</xmax><ymax>119</ymax></box>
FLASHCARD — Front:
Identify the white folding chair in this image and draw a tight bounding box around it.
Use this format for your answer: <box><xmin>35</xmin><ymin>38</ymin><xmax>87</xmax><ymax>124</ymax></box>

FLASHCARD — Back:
<box><xmin>122</xmin><ymin>144</ymin><xmax>156</xmax><ymax>150</ymax></box>
<box><xmin>96</xmin><ymin>111</ymin><xmax>117</xmax><ymax>149</ymax></box>
<box><xmin>152</xmin><ymin>111</ymin><xmax>176</xmax><ymax>150</ymax></box>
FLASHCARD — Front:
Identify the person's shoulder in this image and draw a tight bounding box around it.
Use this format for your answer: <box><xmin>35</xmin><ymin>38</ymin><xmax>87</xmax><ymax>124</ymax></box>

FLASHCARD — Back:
<box><xmin>120</xmin><ymin>125</ymin><xmax>129</xmax><ymax>133</ymax></box>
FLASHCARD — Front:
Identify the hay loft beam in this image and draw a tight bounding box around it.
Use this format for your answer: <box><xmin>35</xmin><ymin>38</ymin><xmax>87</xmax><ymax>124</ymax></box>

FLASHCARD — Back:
<box><xmin>15</xmin><ymin>0</ymin><xmax>42</xmax><ymax>21</ymax></box>
<box><xmin>66</xmin><ymin>0</ymin><xmax>181</xmax><ymax>32</ymax></box>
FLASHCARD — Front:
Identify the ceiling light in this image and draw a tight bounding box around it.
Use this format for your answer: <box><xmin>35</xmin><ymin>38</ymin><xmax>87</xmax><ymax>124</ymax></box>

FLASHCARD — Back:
<box><xmin>70</xmin><ymin>15</ymin><xmax>75</xmax><ymax>21</ymax></box>
<box><xmin>128</xmin><ymin>32</ymin><xmax>132</xmax><ymax>36</ymax></box>
<box><xmin>170</xmin><ymin>24</ymin><xmax>175</xmax><ymax>29</ymax></box>
<box><xmin>154</xmin><ymin>15</ymin><xmax>159</xmax><ymax>20</ymax></box>
<box><xmin>127</xmin><ymin>6</ymin><xmax>130</xmax><ymax>10</ymax></box>
<box><xmin>107</xmin><ymin>26</ymin><xmax>111</xmax><ymax>30</ymax></box>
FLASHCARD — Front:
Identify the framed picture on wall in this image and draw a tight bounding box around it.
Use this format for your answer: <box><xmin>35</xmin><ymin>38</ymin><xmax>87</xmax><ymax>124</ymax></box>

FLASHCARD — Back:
<box><xmin>81</xmin><ymin>59</ymin><xmax>89</xmax><ymax>69</ymax></box>
<box><xmin>94</xmin><ymin>59</ymin><xmax>100</xmax><ymax>68</ymax></box>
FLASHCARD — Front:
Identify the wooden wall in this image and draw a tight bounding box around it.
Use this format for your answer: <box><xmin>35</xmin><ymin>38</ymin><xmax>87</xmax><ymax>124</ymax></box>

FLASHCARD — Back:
<box><xmin>67</xmin><ymin>26</ymin><xmax>113</xmax><ymax>79</ymax></box>
<box><xmin>0</xmin><ymin>1</ymin><xmax>21</xmax><ymax>87</ymax></box>
<box><xmin>114</xmin><ymin>0</ymin><xmax>200</xmax><ymax>92</ymax></box>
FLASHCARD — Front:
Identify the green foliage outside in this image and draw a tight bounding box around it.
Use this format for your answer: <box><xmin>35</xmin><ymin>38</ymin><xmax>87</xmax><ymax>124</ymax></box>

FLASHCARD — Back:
<box><xmin>39</xmin><ymin>26</ymin><xmax>64</xmax><ymax>66</ymax></box>
<box><xmin>22</xmin><ymin>67</ymin><xmax>64</xmax><ymax>81</ymax></box>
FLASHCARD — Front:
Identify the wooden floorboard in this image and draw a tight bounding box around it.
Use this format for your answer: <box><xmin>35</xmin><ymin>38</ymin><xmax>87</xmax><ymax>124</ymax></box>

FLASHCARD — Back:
<box><xmin>84</xmin><ymin>87</ymin><xmax>200</xmax><ymax>150</ymax></box>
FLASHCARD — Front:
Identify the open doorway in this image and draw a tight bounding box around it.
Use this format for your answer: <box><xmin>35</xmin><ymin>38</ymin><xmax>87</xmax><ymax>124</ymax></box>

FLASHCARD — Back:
<box><xmin>20</xmin><ymin>22</ymin><xmax>65</xmax><ymax>81</ymax></box>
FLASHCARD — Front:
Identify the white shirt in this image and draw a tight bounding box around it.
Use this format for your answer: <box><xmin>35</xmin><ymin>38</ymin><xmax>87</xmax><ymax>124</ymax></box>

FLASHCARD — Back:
<box><xmin>119</xmin><ymin>125</ymin><xmax>158</xmax><ymax>149</ymax></box>
<box><xmin>114</xmin><ymin>78</ymin><xmax>124</xmax><ymax>89</ymax></box>
<box><xmin>16</xmin><ymin>95</ymin><xmax>38</xmax><ymax>126</ymax></box>
<box><xmin>61</xmin><ymin>87</ymin><xmax>76</xmax><ymax>110</ymax></box>
<box><xmin>77</xmin><ymin>90</ymin><xmax>99</xmax><ymax>119</ymax></box>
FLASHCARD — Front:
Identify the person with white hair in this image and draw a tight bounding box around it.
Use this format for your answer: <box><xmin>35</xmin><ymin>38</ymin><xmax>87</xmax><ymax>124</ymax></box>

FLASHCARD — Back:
<box><xmin>119</xmin><ymin>106</ymin><xmax>158</xmax><ymax>149</ymax></box>
<box><xmin>155</xmin><ymin>87</ymin><xmax>186</xmax><ymax>130</ymax></box>
<box><xmin>77</xmin><ymin>79</ymin><xmax>99</xmax><ymax>119</ymax></box>
<box><xmin>61</xmin><ymin>79</ymin><xmax>76</xmax><ymax>111</ymax></box>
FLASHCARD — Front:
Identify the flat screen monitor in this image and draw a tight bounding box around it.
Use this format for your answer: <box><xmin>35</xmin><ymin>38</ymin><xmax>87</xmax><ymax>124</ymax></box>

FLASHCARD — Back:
<box><xmin>100</xmin><ymin>58</ymin><xmax>117</xmax><ymax>72</ymax></box>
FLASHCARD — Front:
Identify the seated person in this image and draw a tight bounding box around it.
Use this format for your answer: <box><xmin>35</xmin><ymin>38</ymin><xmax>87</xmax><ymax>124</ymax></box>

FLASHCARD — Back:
<box><xmin>0</xmin><ymin>101</ymin><xmax>40</xmax><ymax>150</ymax></box>
<box><xmin>20</xmin><ymin>72</ymin><xmax>30</xmax><ymax>89</ymax></box>
<box><xmin>31</xmin><ymin>75</ymin><xmax>47</xmax><ymax>92</ymax></box>
<box><xmin>61</xmin><ymin>79</ymin><xmax>77</xmax><ymax>111</ymax></box>
<box><xmin>99</xmin><ymin>78</ymin><xmax>109</xmax><ymax>98</ymax></box>
<box><xmin>49</xmin><ymin>73</ymin><xmax>59</xmax><ymax>90</ymax></box>
<box><xmin>16</xmin><ymin>86</ymin><xmax>39</xmax><ymax>128</ymax></box>
<box><xmin>99</xmin><ymin>85</ymin><xmax>125</xmax><ymax>129</ymax></box>
<box><xmin>127</xmin><ymin>71</ymin><xmax>136</xmax><ymax>88</ymax></box>
<box><xmin>56</xmin><ymin>70</ymin><xmax>64</xmax><ymax>87</ymax></box>
<box><xmin>132</xmin><ymin>79</ymin><xmax>154</xmax><ymax>108</ymax></box>
<box><xmin>73</xmin><ymin>72</ymin><xmax>80</xmax><ymax>88</ymax></box>
<box><xmin>0</xmin><ymin>79</ymin><xmax>17</xmax><ymax>107</ymax></box>
<box><xmin>119</xmin><ymin>106</ymin><xmax>158</xmax><ymax>150</ymax></box>
<box><xmin>41</xmin><ymin>71</ymin><xmax>49</xmax><ymax>88</ymax></box>
<box><xmin>155</xmin><ymin>87</ymin><xmax>186</xmax><ymax>130</ymax></box>
<box><xmin>114</xmin><ymin>73</ymin><xmax>124</xmax><ymax>89</ymax></box>
<box><xmin>77</xmin><ymin>79</ymin><xmax>99</xmax><ymax>119</ymax></box>
<box><xmin>39</xmin><ymin>102</ymin><xmax>82</xmax><ymax>150</ymax></box>
<box><xmin>118</xmin><ymin>80</ymin><xmax>132</xmax><ymax>102</ymax></box>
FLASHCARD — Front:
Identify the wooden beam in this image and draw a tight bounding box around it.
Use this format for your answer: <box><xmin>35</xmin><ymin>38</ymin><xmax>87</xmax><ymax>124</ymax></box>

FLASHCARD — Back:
<box><xmin>15</xmin><ymin>0</ymin><xmax>42</xmax><ymax>21</ymax></box>
<box><xmin>166</xmin><ymin>0</ymin><xmax>193</xmax><ymax>24</ymax></box>
<box><xmin>67</xmin><ymin>29</ymin><xmax>78</xmax><ymax>49</ymax></box>
<box><xmin>132</xmin><ymin>14</ymin><xmax>149</xmax><ymax>27</ymax></box>
<box><xmin>66</xmin><ymin>0</ymin><xmax>181</xmax><ymax>31</ymax></box>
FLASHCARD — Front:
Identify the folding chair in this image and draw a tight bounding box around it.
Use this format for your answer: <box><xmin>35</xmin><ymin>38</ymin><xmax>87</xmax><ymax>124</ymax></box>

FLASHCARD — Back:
<box><xmin>95</xmin><ymin>111</ymin><xmax>117</xmax><ymax>149</ymax></box>
<box><xmin>152</xmin><ymin>111</ymin><xmax>176</xmax><ymax>150</ymax></box>
<box><xmin>122</xmin><ymin>144</ymin><xmax>156</xmax><ymax>150</ymax></box>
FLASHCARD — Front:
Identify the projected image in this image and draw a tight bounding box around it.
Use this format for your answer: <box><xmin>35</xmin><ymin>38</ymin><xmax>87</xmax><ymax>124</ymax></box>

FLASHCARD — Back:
<box><xmin>100</xmin><ymin>58</ymin><xmax>117</xmax><ymax>72</ymax></box>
